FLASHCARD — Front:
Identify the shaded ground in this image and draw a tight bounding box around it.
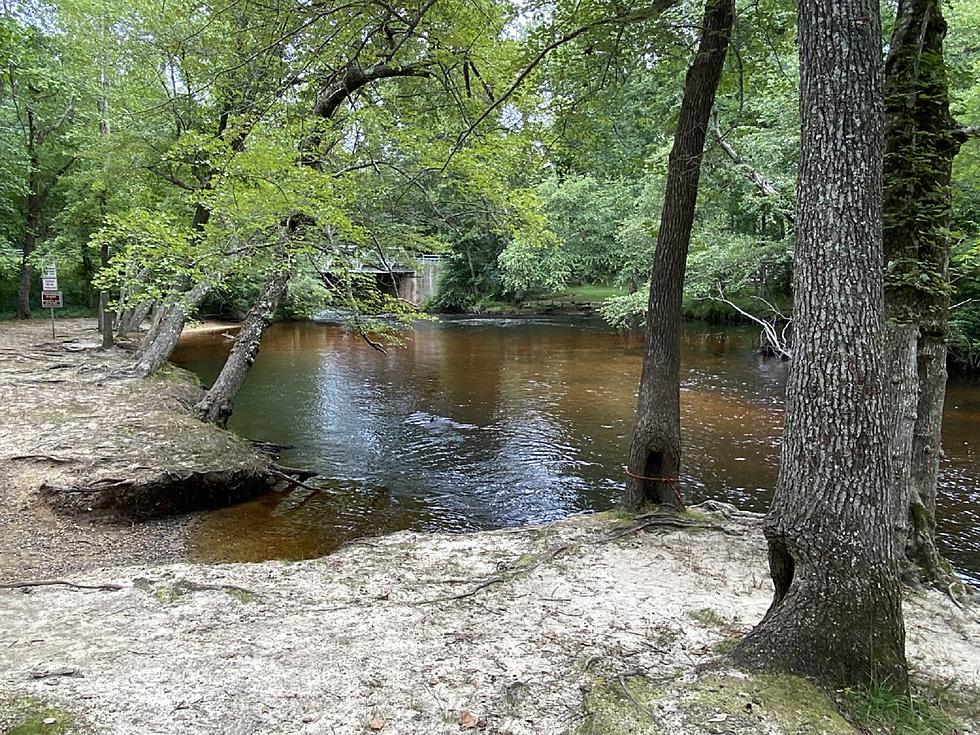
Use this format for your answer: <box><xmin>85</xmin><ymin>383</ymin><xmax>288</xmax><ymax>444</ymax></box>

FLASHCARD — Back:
<box><xmin>1</xmin><ymin>508</ymin><xmax>978</xmax><ymax>735</ymax></box>
<box><xmin>0</xmin><ymin>319</ymin><xmax>271</xmax><ymax>582</ymax></box>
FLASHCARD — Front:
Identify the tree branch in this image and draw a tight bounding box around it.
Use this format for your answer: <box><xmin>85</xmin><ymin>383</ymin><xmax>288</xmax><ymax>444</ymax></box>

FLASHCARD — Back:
<box><xmin>951</xmin><ymin>124</ymin><xmax>980</xmax><ymax>144</ymax></box>
<box><xmin>710</xmin><ymin>114</ymin><xmax>793</xmax><ymax>222</ymax></box>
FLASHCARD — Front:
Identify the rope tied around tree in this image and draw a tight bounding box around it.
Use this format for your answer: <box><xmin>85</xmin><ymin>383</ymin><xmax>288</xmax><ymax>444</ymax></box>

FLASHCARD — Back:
<box><xmin>624</xmin><ymin>467</ymin><xmax>685</xmax><ymax>508</ymax></box>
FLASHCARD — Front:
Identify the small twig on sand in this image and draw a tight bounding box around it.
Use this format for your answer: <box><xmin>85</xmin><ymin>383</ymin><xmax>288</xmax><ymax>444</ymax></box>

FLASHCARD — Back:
<box><xmin>0</xmin><ymin>580</ymin><xmax>123</xmax><ymax>592</ymax></box>
<box><xmin>617</xmin><ymin>673</ymin><xmax>660</xmax><ymax>723</ymax></box>
<box><xmin>167</xmin><ymin>579</ymin><xmax>258</xmax><ymax>597</ymax></box>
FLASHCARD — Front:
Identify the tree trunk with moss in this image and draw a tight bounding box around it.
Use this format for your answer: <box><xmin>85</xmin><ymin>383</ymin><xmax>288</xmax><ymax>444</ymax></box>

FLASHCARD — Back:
<box><xmin>882</xmin><ymin>0</ymin><xmax>963</xmax><ymax>588</ymax></box>
<box><xmin>733</xmin><ymin>0</ymin><xmax>908</xmax><ymax>688</ymax></box>
<box><xmin>623</xmin><ymin>0</ymin><xmax>734</xmax><ymax>511</ymax></box>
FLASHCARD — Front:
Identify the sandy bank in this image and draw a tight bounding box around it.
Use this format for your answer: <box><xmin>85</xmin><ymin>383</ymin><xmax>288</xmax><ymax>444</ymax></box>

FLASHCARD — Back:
<box><xmin>0</xmin><ymin>319</ymin><xmax>273</xmax><ymax>582</ymax></box>
<box><xmin>1</xmin><ymin>508</ymin><xmax>977</xmax><ymax>735</ymax></box>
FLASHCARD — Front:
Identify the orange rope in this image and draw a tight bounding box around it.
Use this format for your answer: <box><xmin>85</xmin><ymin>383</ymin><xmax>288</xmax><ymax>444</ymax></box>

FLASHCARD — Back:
<box><xmin>624</xmin><ymin>468</ymin><xmax>680</xmax><ymax>483</ymax></box>
<box><xmin>624</xmin><ymin>467</ymin><xmax>685</xmax><ymax>507</ymax></box>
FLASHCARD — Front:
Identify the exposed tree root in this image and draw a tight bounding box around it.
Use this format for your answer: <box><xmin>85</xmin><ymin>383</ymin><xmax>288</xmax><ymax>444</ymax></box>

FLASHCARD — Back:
<box><xmin>417</xmin><ymin>510</ymin><xmax>742</xmax><ymax>605</ymax></box>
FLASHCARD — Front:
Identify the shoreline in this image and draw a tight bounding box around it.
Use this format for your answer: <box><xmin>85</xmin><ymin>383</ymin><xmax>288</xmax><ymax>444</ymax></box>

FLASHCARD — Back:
<box><xmin>0</xmin><ymin>319</ymin><xmax>274</xmax><ymax>583</ymax></box>
<box><xmin>1</xmin><ymin>509</ymin><xmax>978</xmax><ymax>734</ymax></box>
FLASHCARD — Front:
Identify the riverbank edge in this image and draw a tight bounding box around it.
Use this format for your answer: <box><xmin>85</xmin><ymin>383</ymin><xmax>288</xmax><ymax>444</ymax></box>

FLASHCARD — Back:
<box><xmin>1</xmin><ymin>509</ymin><xmax>977</xmax><ymax>735</ymax></box>
<box><xmin>0</xmin><ymin>319</ymin><xmax>278</xmax><ymax>582</ymax></box>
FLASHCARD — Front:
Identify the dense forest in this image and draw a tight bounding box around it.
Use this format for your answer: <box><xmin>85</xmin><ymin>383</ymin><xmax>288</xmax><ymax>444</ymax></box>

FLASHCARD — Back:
<box><xmin>2</xmin><ymin>0</ymin><xmax>980</xmax><ymax>732</ymax></box>
<box><xmin>2</xmin><ymin>0</ymin><xmax>978</xmax><ymax>367</ymax></box>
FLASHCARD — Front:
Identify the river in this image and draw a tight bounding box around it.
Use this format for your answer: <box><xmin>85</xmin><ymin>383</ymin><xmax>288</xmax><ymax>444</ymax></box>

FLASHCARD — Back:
<box><xmin>170</xmin><ymin>318</ymin><xmax>980</xmax><ymax>582</ymax></box>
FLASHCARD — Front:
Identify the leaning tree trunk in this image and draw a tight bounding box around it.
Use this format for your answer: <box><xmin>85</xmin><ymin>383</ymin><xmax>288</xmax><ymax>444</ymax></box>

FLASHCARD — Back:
<box><xmin>132</xmin><ymin>281</ymin><xmax>210</xmax><ymax>377</ymax></box>
<box><xmin>733</xmin><ymin>0</ymin><xmax>908</xmax><ymax>688</ymax></box>
<box><xmin>882</xmin><ymin>0</ymin><xmax>962</xmax><ymax>588</ymax></box>
<box><xmin>194</xmin><ymin>257</ymin><xmax>291</xmax><ymax>426</ymax></box>
<box><xmin>116</xmin><ymin>300</ymin><xmax>154</xmax><ymax>337</ymax></box>
<box><xmin>623</xmin><ymin>0</ymin><xmax>734</xmax><ymax>511</ymax></box>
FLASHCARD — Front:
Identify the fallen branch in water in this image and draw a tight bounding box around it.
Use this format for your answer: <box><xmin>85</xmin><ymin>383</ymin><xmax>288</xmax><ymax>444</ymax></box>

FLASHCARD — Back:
<box><xmin>271</xmin><ymin>463</ymin><xmax>317</xmax><ymax>481</ymax></box>
<box><xmin>269</xmin><ymin>467</ymin><xmax>326</xmax><ymax>494</ymax></box>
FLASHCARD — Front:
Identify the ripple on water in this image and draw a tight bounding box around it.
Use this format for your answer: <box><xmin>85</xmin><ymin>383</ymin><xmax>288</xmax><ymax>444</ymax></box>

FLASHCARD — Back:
<box><xmin>173</xmin><ymin>319</ymin><xmax>980</xmax><ymax>581</ymax></box>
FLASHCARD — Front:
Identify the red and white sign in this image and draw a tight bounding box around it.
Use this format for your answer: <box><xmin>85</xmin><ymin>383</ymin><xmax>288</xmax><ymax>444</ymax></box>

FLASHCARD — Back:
<box><xmin>40</xmin><ymin>291</ymin><xmax>63</xmax><ymax>308</ymax></box>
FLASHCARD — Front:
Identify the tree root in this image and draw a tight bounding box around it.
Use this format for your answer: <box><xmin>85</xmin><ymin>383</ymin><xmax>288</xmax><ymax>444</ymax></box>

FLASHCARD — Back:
<box><xmin>416</xmin><ymin>543</ymin><xmax>573</xmax><ymax>605</ymax></box>
<box><xmin>608</xmin><ymin>512</ymin><xmax>743</xmax><ymax>541</ymax></box>
<box><xmin>417</xmin><ymin>511</ymin><xmax>742</xmax><ymax>605</ymax></box>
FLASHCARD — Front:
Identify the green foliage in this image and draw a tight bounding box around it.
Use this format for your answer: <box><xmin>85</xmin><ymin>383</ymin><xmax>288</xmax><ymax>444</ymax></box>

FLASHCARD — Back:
<box><xmin>0</xmin><ymin>0</ymin><xmax>977</xmax><ymax>373</ymax></box>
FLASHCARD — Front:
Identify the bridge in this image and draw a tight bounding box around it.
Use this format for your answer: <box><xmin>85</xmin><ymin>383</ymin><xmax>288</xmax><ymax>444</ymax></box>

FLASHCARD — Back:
<box><xmin>348</xmin><ymin>254</ymin><xmax>444</xmax><ymax>306</ymax></box>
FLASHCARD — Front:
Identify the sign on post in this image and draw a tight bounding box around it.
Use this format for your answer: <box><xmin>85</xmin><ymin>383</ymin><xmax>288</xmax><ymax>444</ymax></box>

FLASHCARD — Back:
<box><xmin>40</xmin><ymin>264</ymin><xmax>62</xmax><ymax>337</ymax></box>
<box><xmin>41</xmin><ymin>291</ymin><xmax>64</xmax><ymax>308</ymax></box>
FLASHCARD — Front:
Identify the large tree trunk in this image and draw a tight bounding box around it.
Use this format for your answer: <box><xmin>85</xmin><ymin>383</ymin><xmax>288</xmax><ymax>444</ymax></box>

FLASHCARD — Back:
<box><xmin>881</xmin><ymin>0</ymin><xmax>962</xmax><ymax>588</ymax></box>
<box><xmin>194</xmin><ymin>257</ymin><xmax>291</xmax><ymax>426</ymax></box>
<box><xmin>733</xmin><ymin>0</ymin><xmax>908</xmax><ymax>688</ymax></box>
<box><xmin>622</xmin><ymin>0</ymin><xmax>733</xmax><ymax>511</ymax></box>
<box><xmin>132</xmin><ymin>282</ymin><xmax>210</xmax><ymax>377</ymax></box>
<box><xmin>16</xmin><ymin>194</ymin><xmax>41</xmax><ymax>320</ymax></box>
<box><xmin>97</xmin><ymin>74</ymin><xmax>114</xmax><ymax>350</ymax></box>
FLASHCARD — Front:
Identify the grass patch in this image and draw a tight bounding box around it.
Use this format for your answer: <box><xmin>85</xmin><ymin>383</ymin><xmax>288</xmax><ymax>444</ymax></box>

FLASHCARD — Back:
<box><xmin>578</xmin><ymin>674</ymin><xmax>662</xmax><ymax>735</ymax></box>
<box><xmin>152</xmin><ymin>583</ymin><xmax>187</xmax><ymax>604</ymax></box>
<box><xmin>557</xmin><ymin>284</ymin><xmax>626</xmax><ymax>302</ymax></box>
<box><xmin>687</xmin><ymin>607</ymin><xmax>729</xmax><ymax>628</ymax></box>
<box><xmin>1</xmin><ymin>696</ymin><xmax>76</xmax><ymax>735</ymax></box>
<box><xmin>841</xmin><ymin>681</ymin><xmax>964</xmax><ymax>735</ymax></box>
<box><xmin>690</xmin><ymin>673</ymin><xmax>856</xmax><ymax>734</ymax></box>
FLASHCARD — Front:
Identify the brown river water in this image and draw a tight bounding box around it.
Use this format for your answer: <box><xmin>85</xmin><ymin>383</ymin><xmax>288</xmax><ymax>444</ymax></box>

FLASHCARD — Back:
<box><xmin>170</xmin><ymin>318</ymin><xmax>980</xmax><ymax>582</ymax></box>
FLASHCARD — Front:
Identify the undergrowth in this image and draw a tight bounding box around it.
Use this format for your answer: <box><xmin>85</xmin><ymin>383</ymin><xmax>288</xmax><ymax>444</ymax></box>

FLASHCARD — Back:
<box><xmin>840</xmin><ymin>680</ymin><xmax>965</xmax><ymax>735</ymax></box>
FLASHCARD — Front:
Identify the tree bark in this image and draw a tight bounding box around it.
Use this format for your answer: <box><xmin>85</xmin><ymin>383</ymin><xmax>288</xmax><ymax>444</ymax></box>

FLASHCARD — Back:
<box><xmin>622</xmin><ymin>0</ymin><xmax>734</xmax><ymax>512</ymax></box>
<box><xmin>116</xmin><ymin>301</ymin><xmax>154</xmax><ymax>336</ymax></box>
<box><xmin>194</xmin><ymin>254</ymin><xmax>291</xmax><ymax>426</ymax></box>
<box><xmin>17</xmin><ymin>137</ymin><xmax>44</xmax><ymax>320</ymax></box>
<box><xmin>99</xmin><ymin>237</ymin><xmax>114</xmax><ymax>349</ymax></box>
<box><xmin>907</xmin><ymin>331</ymin><xmax>952</xmax><ymax>582</ymax></box>
<box><xmin>881</xmin><ymin>0</ymin><xmax>962</xmax><ymax>588</ymax></box>
<box><xmin>732</xmin><ymin>0</ymin><xmax>909</xmax><ymax>688</ymax></box>
<box><xmin>97</xmin><ymin>66</ymin><xmax>114</xmax><ymax>350</ymax></box>
<box><xmin>16</xmin><ymin>194</ymin><xmax>40</xmax><ymax>319</ymax></box>
<box><xmin>132</xmin><ymin>282</ymin><xmax>210</xmax><ymax>377</ymax></box>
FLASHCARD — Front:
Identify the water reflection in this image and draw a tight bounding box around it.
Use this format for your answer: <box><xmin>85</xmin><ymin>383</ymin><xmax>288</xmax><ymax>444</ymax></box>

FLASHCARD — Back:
<box><xmin>171</xmin><ymin>318</ymin><xmax>980</xmax><ymax>581</ymax></box>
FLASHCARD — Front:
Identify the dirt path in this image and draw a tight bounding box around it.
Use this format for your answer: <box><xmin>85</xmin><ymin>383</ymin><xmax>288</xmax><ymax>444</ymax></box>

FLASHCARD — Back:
<box><xmin>1</xmin><ymin>509</ymin><xmax>978</xmax><ymax>735</ymax></box>
<box><xmin>0</xmin><ymin>319</ymin><xmax>271</xmax><ymax>582</ymax></box>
